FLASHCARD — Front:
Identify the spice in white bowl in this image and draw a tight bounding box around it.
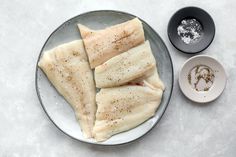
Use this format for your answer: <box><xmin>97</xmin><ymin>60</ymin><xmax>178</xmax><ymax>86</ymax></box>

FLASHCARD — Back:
<box><xmin>179</xmin><ymin>55</ymin><xmax>227</xmax><ymax>103</ymax></box>
<box><xmin>188</xmin><ymin>65</ymin><xmax>215</xmax><ymax>92</ymax></box>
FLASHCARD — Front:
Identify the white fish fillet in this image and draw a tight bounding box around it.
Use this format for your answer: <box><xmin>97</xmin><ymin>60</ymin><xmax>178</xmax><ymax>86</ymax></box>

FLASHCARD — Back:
<box><xmin>93</xmin><ymin>85</ymin><xmax>163</xmax><ymax>141</ymax></box>
<box><xmin>94</xmin><ymin>41</ymin><xmax>156</xmax><ymax>88</ymax></box>
<box><xmin>144</xmin><ymin>68</ymin><xmax>165</xmax><ymax>90</ymax></box>
<box><xmin>130</xmin><ymin>67</ymin><xmax>165</xmax><ymax>90</ymax></box>
<box><xmin>78</xmin><ymin>18</ymin><xmax>145</xmax><ymax>68</ymax></box>
<box><xmin>38</xmin><ymin>40</ymin><xmax>96</xmax><ymax>138</ymax></box>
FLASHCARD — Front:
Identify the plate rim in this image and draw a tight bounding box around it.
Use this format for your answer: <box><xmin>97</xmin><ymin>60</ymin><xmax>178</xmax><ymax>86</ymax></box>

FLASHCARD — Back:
<box><xmin>35</xmin><ymin>10</ymin><xmax>174</xmax><ymax>146</ymax></box>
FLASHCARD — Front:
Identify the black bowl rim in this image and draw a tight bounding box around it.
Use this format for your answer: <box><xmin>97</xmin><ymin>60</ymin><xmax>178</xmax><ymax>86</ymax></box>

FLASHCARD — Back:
<box><xmin>35</xmin><ymin>10</ymin><xmax>174</xmax><ymax>146</ymax></box>
<box><xmin>167</xmin><ymin>6</ymin><xmax>216</xmax><ymax>54</ymax></box>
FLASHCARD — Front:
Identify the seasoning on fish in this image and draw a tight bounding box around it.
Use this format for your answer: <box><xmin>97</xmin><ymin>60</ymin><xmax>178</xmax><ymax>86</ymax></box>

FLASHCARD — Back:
<box><xmin>38</xmin><ymin>40</ymin><xmax>96</xmax><ymax>138</ymax></box>
<box><xmin>78</xmin><ymin>18</ymin><xmax>145</xmax><ymax>68</ymax></box>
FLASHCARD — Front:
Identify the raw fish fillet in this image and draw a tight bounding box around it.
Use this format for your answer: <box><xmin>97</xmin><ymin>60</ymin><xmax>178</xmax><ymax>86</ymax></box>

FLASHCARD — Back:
<box><xmin>78</xmin><ymin>18</ymin><xmax>145</xmax><ymax>68</ymax></box>
<box><xmin>130</xmin><ymin>67</ymin><xmax>165</xmax><ymax>90</ymax></box>
<box><xmin>93</xmin><ymin>85</ymin><xmax>163</xmax><ymax>141</ymax></box>
<box><xmin>94</xmin><ymin>41</ymin><xmax>156</xmax><ymax>88</ymax></box>
<box><xmin>38</xmin><ymin>40</ymin><xmax>96</xmax><ymax>138</ymax></box>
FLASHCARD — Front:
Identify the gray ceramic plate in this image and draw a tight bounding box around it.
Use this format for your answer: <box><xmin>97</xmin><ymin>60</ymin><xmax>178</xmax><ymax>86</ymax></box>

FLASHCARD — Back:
<box><xmin>35</xmin><ymin>10</ymin><xmax>173</xmax><ymax>145</ymax></box>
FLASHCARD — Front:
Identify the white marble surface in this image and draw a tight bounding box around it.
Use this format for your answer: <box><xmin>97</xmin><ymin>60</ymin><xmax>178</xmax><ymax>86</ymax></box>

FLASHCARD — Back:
<box><xmin>0</xmin><ymin>0</ymin><xmax>236</xmax><ymax>156</ymax></box>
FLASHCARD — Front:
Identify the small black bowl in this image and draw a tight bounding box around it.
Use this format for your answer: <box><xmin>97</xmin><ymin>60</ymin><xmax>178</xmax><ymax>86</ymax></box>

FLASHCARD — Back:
<box><xmin>168</xmin><ymin>7</ymin><xmax>215</xmax><ymax>54</ymax></box>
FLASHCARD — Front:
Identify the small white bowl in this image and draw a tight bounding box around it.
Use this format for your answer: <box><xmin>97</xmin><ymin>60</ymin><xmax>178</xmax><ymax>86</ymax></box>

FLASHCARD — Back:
<box><xmin>179</xmin><ymin>55</ymin><xmax>227</xmax><ymax>103</ymax></box>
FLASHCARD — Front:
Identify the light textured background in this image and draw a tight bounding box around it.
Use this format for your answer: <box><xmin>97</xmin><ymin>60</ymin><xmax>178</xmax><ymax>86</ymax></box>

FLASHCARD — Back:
<box><xmin>0</xmin><ymin>0</ymin><xmax>236</xmax><ymax>156</ymax></box>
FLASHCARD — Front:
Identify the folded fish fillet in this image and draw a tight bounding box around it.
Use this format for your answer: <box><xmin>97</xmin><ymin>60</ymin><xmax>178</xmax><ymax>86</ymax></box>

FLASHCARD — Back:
<box><xmin>78</xmin><ymin>18</ymin><xmax>145</xmax><ymax>68</ymax></box>
<box><xmin>144</xmin><ymin>68</ymin><xmax>165</xmax><ymax>90</ymax></box>
<box><xmin>38</xmin><ymin>40</ymin><xmax>96</xmax><ymax>138</ymax></box>
<box><xmin>94</xmin><ymin>41</ymin><xmax>156</xmax><ymax>88</ymax></box>
<box><xmin>130</xmin><ymin>67</ymin><xmax>165</xmax><ymax>90</ymax></box>
<box><xmin>93</xmin><ymin>85</ymin><xmax>163</xmax><ymax>141</ymax></box>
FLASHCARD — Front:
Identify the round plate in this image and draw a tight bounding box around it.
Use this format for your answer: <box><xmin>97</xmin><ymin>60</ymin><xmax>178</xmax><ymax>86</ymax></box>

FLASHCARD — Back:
<box><xmin>168</xmin><ymin>7</ymin><xmax>215</xmax><ymax>53</ymax></box>
<box><xmin>179</xmin><ymin>55</ymin><xmax>226</xmax><ymax>103</ymax></box>
<box><xmin>35</xmin><ymin>10</ymin><xmax>173</xmax><ymax>145</ymax></box>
